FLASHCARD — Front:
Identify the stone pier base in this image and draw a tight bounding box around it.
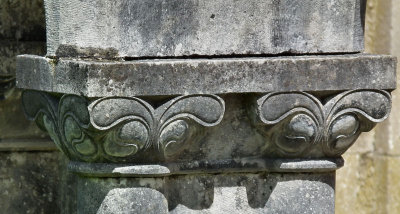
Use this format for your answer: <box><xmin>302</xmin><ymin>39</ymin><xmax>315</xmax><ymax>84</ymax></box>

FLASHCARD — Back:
<box><xmin>78</xmin><ymin>172</ymin><xmax>335</xmax><ymax>214</ymax></box>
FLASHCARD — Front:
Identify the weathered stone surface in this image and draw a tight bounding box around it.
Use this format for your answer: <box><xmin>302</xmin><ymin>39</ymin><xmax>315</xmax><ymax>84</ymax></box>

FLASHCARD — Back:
<box><xmin>250</xmin><ymin>90</ymin><xmax>391</xmax><ymax>157</ymax></box>
<box><xmin>69</xmin><ymin>158</ymin><xmax>343</xmax><ymax>177</ymax></box>
<box><xmin>44</xmin><ymin>0</ymin><xmax>365</xmax><ymax>57</ymax></box>
<box><xmin>16</xmin><ymin>54</ymin><xmax>396</xmax><ymax>97</ymax></box>
<box><xmin>22</xmin><ymin>91</ymin><xmax>226</xmax><ymax>163</ymax></box>
<box><xmin>78</xmin><ymin>172</ymin><xmax>335</xmax><ymax>214</ymax></box>
<box><xmin>0</xmin><ymin>151</ymin><xmax>76</xmax><ymax>214</ymax></box>
<box><xmin>21</xmin><ymin>90</ymin><xmax>391</xmax><ymax>164</ymax></box>
<box><xmin>13</xmin><ymin>1</ymin><xmax>398</xmax><ymax>214</ymax></box>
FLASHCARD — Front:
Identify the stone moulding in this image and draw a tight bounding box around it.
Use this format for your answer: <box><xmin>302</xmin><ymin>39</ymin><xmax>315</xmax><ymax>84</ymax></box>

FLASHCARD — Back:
<box><xmin>16</xmin><ymin>54</ymin><xmax>397</xmax><ymax>97</ymax></box>
<box><xmin>21</xmin><ymin>89</ymin><xmax>391</xmax><ymax>175</ymax></box>
<box><xmin>17</xmin><ymin>54</ymin><xmax>396</xmax><ymax>175</ymax></box>
<box><xmin>68</xmin><ymin>158</ymin><xmax>344</xmax><ymax>177</ymax></box>
<box><xmin>249</xmin><ymin>90</ymin><xmax>392</xmax><ymax>158</ymax></box>
<box><xmin>22</xmin><ymin>90</ymin><xmax>225</xmax><ymax>162</ymax></box>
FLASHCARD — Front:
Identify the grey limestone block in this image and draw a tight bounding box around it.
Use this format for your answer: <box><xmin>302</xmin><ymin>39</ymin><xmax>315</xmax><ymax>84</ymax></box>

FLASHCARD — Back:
<box><xmin>44</xmin><ymin>0</ymin><xmax>366</xmax><ymax>57</ymax></box>
<box><xmin>16</xmin><ymin>54</ymin><xmax>396</xmax><ymax>97</ymax></box>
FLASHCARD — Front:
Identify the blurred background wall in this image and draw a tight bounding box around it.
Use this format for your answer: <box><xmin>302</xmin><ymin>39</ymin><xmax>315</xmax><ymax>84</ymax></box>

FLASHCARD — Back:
<box><xmin>0</xmin><ymin>1</ymin><xmax>75</xmax><ymax>213</ymax></box>
<box><xmin>336</xmin><ymin>0</ymin><xmax>400</xmax><ymax>213</ymax></box>
<box><xmin>0</xmin><ymin>0</ymin><xmax>398</xmax><ymax>213</ymax></box>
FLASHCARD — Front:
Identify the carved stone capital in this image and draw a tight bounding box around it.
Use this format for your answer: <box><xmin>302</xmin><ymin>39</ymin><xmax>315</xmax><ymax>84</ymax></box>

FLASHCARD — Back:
<box><xmin>22</xmin><ymin>89</ymin><xmax>391</xmax><ymax>164</ymax></box>
<box><xmin>249</xmin><ymin>90</ymin><xmax>391</xmax><ymax>158</ymax></box>
<box><xmin>22</xmin><ymin>91</ymin><xmax>225</xmax><ymax>163</ymax></box>
<box><xmin>21</xmin><ymin>89</ymin><xmax>391</xmax><ymax>174</ymax></box>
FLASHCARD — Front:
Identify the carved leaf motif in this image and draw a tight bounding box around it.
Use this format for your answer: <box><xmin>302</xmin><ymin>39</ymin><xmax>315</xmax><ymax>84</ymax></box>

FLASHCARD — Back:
<box><xmin>273</xmin><ymin>114</ymin><xmax>318</xmax><ymax>155</ymax></box>
<box><xmin>159</xmin><ymin>120</ymin><xmax>190</xmax><ymax>158</ymax></box>
<box><xmin>22</xmin><ymin>91</ymin><xmax>225</xmax><ymax>161</ymax></box>
<box><xmin>327</xmin><ymin>114</ymin><xmax>360</xmax><ymax>155</ymax></box>
<box><xmin>158</xmin><ymin>95</ymin><xmax>225</xmax><ymax>128</ymax></box>
<box><xmin>87</xmin><ymin>95</ymin><xmax>225</xmax><ymax>159</ymax></box>
<box><xmin>325</xmin><ymin>90</ymin><xmax>391</xmax><ymax>130</ymax></box>
<box><xmin>103</xmin><ymin>121</ymin><xmax>149</xmax><ymax>157</ymax></box>
<box><xmin>252</xmin><ymin>90</ymin><xmax>391</xmax><ymax>157</ymax></box>
<box><xmin>22</xmin><ymin>91</ymin><xmax>69</xmax><ymax>156</ymax></box>
<box><xmin>64</xmin><ymin>116</ymin><xmax>96</xmax><ymax>156</ymax></box>
<box><xmin>89</xmin><ymin>97</ymin><xmax>154</xmax><ymax>131</ymax></box>
<box><xmin>42</xmin><ymin>114</ymin><xmax>63</xmax><ymax>153</ymax></box>
<box><xmin>255</xmin><ymin>92</ymin><xmax>323</xmax><ymax>156</ymax></box>
<box><xmin>257</xmin><ymin>92</ymin><xmax>323</xmax><ymax>126</ymax></box>
<box><xmin>59</xmin><ymin>95</ymin><xmax>98</xmax><ymax>161</ymax></box>
<box><xmin>156</xmin><ymin>95</ymin><xmax>225</xmax><ymax>158</ymax></box>
<box><xmin>88</xmin><ymin>97</ymin><xmax>153</xmax><ymax>159</ymax></box>
<box><xmin>323</xmin><ymin>90</ymin><xmax>391</xmax><ymax>156</ymax></box>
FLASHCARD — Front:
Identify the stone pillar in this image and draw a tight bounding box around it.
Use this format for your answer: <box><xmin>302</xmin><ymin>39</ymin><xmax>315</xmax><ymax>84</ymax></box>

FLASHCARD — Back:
<box><xmin>16</xmin><ymin>1</ymin><xmax>396</xmax><ymax>213</ymax></box>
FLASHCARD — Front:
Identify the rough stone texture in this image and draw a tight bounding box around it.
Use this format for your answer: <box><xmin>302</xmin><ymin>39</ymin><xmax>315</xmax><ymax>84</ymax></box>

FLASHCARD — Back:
<box><xmin>16</xmin><ymin>54</ymin><xmax>396</xmax><ymax>97</ymax></box>
<box><xmin>68</xmin><ymin>159</ymin><xmax>343</xmax><ymax>177</ymax></box>
<box><xmin>77</xmin><ymin>172</ymin><xmax>335</xmax><ymax>214</ymax></box>
<box><xmin>44</xmin><ymin>0</ymin><xmax>365</xmax><ymax>57</ymax></box>
<box><xmin>0</xmin><ymin>151</ymin><xmax>77</xmax><ymax>214</ymax></box>
<box><xmin>21</xmin><ymin>90</ymin><xmax>391</xmax><ymax>164</ymax></box>
<box><xmin>13</xmin><ymin>0</ymin><xmax>398</xmax><ymax>213</ymax></box>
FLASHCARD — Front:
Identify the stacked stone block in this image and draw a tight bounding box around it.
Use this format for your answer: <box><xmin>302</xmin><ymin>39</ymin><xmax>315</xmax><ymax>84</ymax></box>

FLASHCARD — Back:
<box><xmin>15</xmin><ymin>0</ymin><xmax>397</xmax><ymax>213</ymax></box>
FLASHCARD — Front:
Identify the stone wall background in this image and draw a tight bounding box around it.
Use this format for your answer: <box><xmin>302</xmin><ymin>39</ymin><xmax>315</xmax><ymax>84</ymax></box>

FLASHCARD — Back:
<box><xmin>336</xmin><ymin>0</ymin><xmax>400</xmax><ymax>213</ymax></box>
<box><xmin>0</xmin><ymin>0</ymin><xmax>398</xmax><ymax>213</ymax></box>
<box><xmin>0</xmin><ymin>0</ymin><xmax>76</xmax><ymax>213</ymax></box>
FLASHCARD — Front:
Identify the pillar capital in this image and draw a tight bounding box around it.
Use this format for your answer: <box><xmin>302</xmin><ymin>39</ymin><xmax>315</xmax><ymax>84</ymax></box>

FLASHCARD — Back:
<box><xmin>19</xmin><ymin>54</ymin><xmax>394</xmax><ymax>175</ymax></box>
<box><xmin>16</xmin><ymin>0</ymin><xmax>396</xmax><ymax>213</ymax></box>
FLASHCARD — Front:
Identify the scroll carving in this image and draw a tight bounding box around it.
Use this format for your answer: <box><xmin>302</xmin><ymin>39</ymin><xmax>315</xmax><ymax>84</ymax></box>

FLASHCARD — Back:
<box><xmin>250</xmin><ymin>90</ymin><xmax>391</xmax><ymax>157</ymax></box>
<box><xmin>22</xmin><ymin>91</ymin><xmax>225</xmax><ymax>162</ymax></box>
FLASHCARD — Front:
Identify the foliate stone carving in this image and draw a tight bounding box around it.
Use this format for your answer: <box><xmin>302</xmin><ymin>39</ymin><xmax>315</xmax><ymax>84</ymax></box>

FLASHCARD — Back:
<box><xmin>250</xmin><ymin>90</ymin><xmax>391</xmax><ymax>157</ymax></box>
<box><xmin>22</xmin><ymin>91</ymin><xmax>225</xmax><ymax>162</ymax></box>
